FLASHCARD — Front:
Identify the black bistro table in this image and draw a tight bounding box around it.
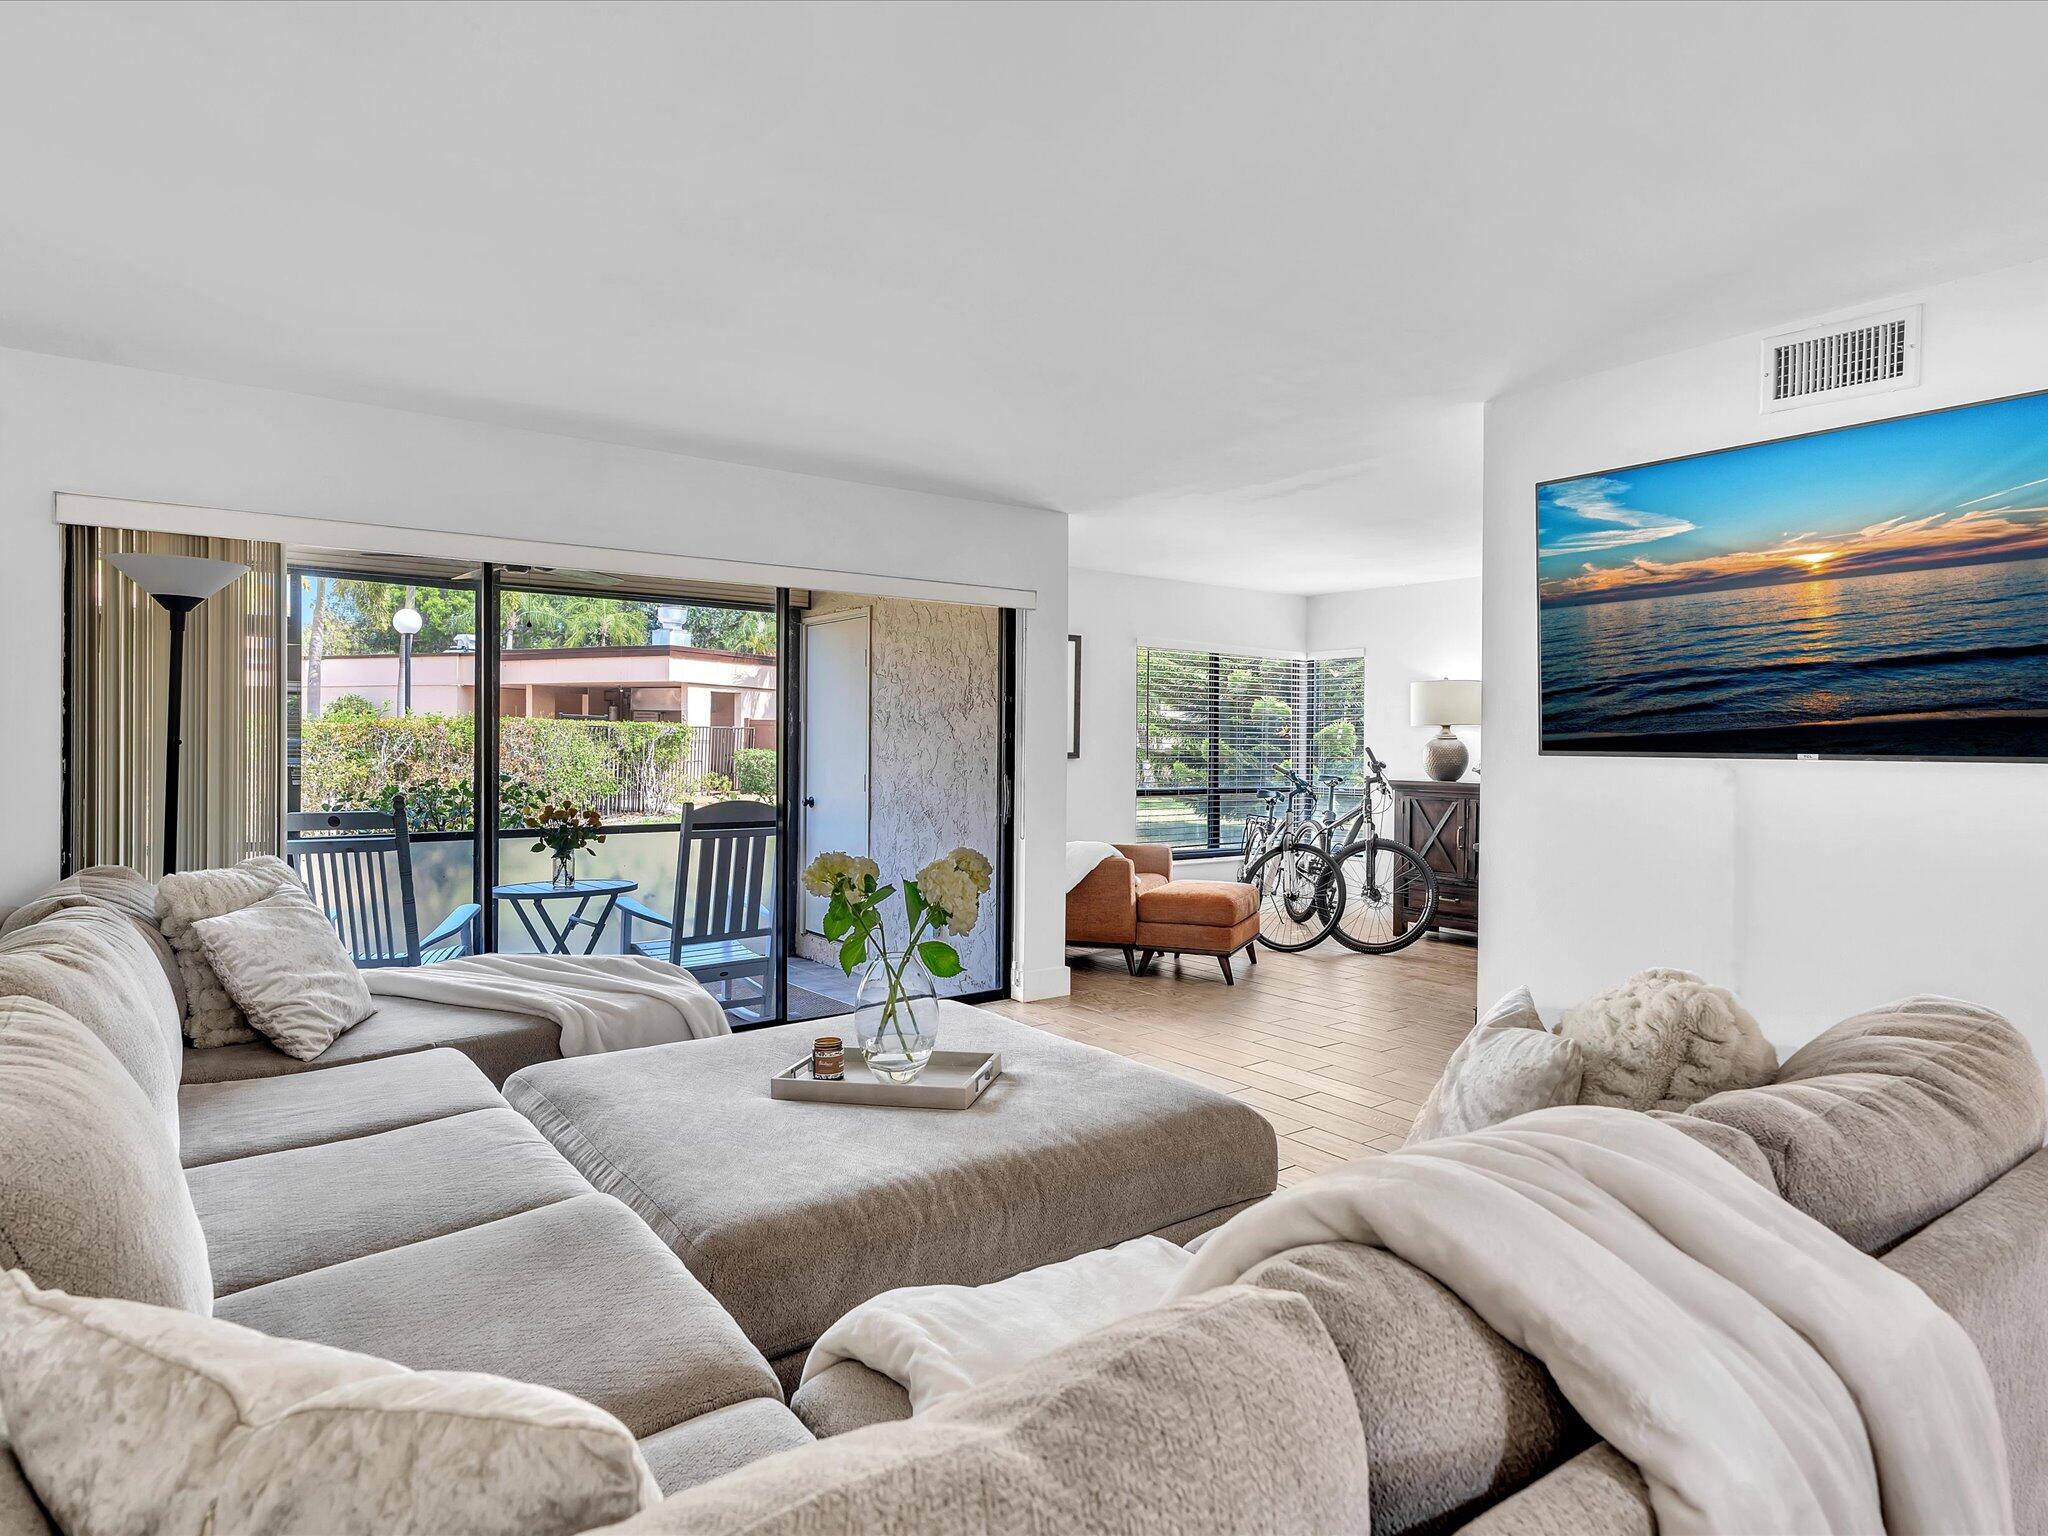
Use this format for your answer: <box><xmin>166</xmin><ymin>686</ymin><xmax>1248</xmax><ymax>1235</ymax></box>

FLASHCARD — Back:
<box><xmin>492</xmin><ymin>877</ymin><xmax>637</xmax><ymax>955</ymax></box>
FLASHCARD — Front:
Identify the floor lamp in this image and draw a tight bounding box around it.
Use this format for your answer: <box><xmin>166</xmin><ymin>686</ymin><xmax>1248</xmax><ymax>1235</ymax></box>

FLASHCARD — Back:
<box><xmin>104</xmin><ymin>552</ymin><xmax>250</xmax><ymax>875</ymax></box>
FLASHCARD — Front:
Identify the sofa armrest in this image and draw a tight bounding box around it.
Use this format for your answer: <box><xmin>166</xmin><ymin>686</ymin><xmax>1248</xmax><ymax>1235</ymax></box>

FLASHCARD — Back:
<box><xmin>1113</xmin><ymin>843</ymin><xmax>1174</xmax><ymax>880</ymax></box>
<box><xmin>1066</xmin><ymin>854</ymin><xmax>1137</xmax><ymax>945</ymax></box>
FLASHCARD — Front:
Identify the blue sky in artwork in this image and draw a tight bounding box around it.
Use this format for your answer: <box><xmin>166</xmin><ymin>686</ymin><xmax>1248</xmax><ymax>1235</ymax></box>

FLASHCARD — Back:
<box><xmin>1537</xmin><ymin>391</ymin><xmax>2048</xmax><ymax>590</ymax></box>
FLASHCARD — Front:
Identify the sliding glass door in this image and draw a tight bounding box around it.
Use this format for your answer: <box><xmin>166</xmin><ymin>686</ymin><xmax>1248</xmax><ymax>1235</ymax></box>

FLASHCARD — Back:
<box><xmin>488</xmin><ymin>575</ymin><xmax>786</xmax><ymax>1022</ymax></box>
<box><xmin>285</xmin><ymin>550</ymin><xmax>1015</xmax><ymax>1027</ymax></box>
<box><xmin>287</xmin><ymin>564</ymin><xmax>482</xmax><ymax>934</ymax></box>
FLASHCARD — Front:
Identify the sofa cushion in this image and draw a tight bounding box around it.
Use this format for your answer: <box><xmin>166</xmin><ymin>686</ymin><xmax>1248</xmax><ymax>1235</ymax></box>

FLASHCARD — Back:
<box><xmin>592</xmin><ymin>1287</ymin><xmax>1369</xmax><ymax>1536</ymax></box>
<box><xmin>181</xmin><ymin>991</ymin><xmax>561</xmax><ymax>1087</ymax></box>
<box><xmin>0</xmin><ymin>997</ymin><xmax>212</xmax><ymax>1314</ymax></box>
<box><xmin>1408</xmin><ymin>986</ymin><xmax>1584</xmax><ymax>1144</ymax></box>
<box><xmin>193</xmin><ymin>884</ymin><xmax>375</xmax><ymax>1060</ymax></box>
<box><xmin>0</xmin><ymin>863</ymin><xmax>184</xmax><ymax>1013</ymax></box>
<box><xmin>216</xmin><ymin>1193</ymin><xmax>780</xmax><ymax>1438</ymax></box>
<box><xmin>1243</xmin><ymin>1238</ymin><xmax>1586</xmax><ymax>1534</ymax></box>
<box><xmin>1687</xmin><ymin>995</ymin><xmax>2047</xmax><ymax>1253</ymax></box>
<box><xmin>189</xmin><ymin>1108</ymin><xmax>591</xmax><ymax>1295</ymax></box>
<box><xmin>790</xmin><ymin>1359</ymin><xmax>914</xmax><ymax>1438</ymax></box>
<box><xmin>0</xmin><ymin>898</ymin><xmax>183</xmax><ymax>1144</ymax></box>
<box><xmin>634</xmin><ymin>1400</ymin><xmax>815</xmax><ymax>1496</ymax></box>
<box><xmin>158</xmin><ymin>855</ymin><xmax>303</xmax><ymax>1048</ymax></box>
<box><xmin>1136</xmin><ymin>878</ymin><xmax>1257</xmax><ymax>927</ymax></box>
<box><xmin>179</xmin><ymin>1046</ymin><xmax>503</xmax><ymax>1167</ymax></box>
<box><xmin>0</xmin><ymin>1427</ymin><xmax>54</xmax><ymax>1536</ymax></box>
<box><xmin>0</xmin><ymin>1270</ymin><xmax>657</xmax><ymax>1536</ymax></box>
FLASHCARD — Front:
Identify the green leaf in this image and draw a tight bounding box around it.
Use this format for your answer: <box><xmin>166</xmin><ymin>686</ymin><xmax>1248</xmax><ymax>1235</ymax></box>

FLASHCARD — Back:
<box><xmin>529</xmin><ymin>843</ymin><xmax>544</xmax><ymax>854</ymax></box>
<box><xmin>869</xmin><ymin>884</ymin><xmax>896</xmax><ymax>905</ymax></box>
<box><xmin>903</xmin><ymin>880</ymin><xmax>926</xmax><ymax>926</ymax></box>
<box><xmin>918</xmin><ymin>940</ymin><xmax>963</xmax><ymax>978</ymax></box>
<box><xmin>822</xmin><ymin>893</ymin><xmax>852</xmax><ymax>941</ymax></box>
<box><xmin>838</xmin><ymin>933</ymin><xmax>868</xmax><ymax>974</ymax></box>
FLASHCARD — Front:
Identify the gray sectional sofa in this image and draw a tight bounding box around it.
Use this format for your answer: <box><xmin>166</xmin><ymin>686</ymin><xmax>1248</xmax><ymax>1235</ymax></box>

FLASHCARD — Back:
<box><xmin>3</xmin><ymin>867</ymin><xmax>2046</xmax><ymax>1535</ymax></box>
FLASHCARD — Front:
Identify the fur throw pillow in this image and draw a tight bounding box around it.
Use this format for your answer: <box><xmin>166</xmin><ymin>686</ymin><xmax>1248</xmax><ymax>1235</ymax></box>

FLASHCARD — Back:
<box><xmin>1559</xmin><ymin>968</ymin><xmax>1779</xmax><ymax>1112</ymax></box>
<box><xmin>1406</xmin><ymin>986</ymin><xmax>1584</xmax><ymax>1143</ymax></box>
<box><xmin>156</xmin><ymin>856</ymin><xmax>302</xmax><ymax>1049</ymax></box>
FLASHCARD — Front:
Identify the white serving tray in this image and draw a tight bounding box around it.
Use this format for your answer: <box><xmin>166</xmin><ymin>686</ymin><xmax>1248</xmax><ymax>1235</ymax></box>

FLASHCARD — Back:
<box><xmin>770</xmin><ymin>1049</ymin><xmax>1002</xmax><ymax>1109</ymax></box>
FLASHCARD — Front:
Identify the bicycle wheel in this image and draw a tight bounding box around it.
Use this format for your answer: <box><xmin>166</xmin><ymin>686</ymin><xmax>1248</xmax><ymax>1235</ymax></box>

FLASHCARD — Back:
<box><xmin>1245</xmin><ymin>842</ymin><xmax>1343</xmax><ymax>953</ymax></box>
<box><xmin>1329</xmin><ymin>837</ymin><xmax>1438</xmax><ymax>954</ymax></box>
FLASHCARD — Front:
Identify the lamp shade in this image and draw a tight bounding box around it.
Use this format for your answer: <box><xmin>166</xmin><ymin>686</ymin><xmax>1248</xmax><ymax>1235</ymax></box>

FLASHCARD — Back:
<box><xmin>1411</xmin><ymin>678</ymin><xmax>1481</xmax><ymax>728</ymax></box>
<box><xmin>104</xmin><ymin>553</ymin><xmax>248</xmax><ymax>602</ymax></box>
<box><xmin>393</xmin><ymin>606</ymin><xmax>424</xmax><ymax>636</ymax></box>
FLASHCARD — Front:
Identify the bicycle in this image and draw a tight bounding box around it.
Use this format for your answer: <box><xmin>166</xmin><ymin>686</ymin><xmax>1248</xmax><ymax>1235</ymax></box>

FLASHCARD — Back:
<box><xmin>1235</xmin><ymin>769</ymin><xmax>1318</xmax><ymax>881</ymax></box>
<box><xmin>1323</xmin><ymin>748</ymin><xmax>1438</xmax><ymax>954</ymax></box>
<box><xmin>1242</xmin><ymin>766</ymin><xmax>1345</xmax><ymax>952</ymax></box>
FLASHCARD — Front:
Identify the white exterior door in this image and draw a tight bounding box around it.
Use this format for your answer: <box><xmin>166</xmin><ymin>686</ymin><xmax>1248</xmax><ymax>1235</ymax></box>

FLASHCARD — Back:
<box><xmin>801</xmin><ymin>609</ymin><xmax>871</xmax><ymax>936</ymax></box>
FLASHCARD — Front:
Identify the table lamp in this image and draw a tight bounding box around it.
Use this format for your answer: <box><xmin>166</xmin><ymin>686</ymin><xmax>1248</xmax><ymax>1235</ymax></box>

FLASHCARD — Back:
<box><xmin>1410</xmin><ymin>678</ymin><xmax>1481</xmax><ymax>782</ymax></box>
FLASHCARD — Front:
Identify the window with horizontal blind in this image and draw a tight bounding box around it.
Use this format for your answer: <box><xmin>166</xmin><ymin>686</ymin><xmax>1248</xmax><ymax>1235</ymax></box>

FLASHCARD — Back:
<box><xmin>1135</xmin><ymin>646</ymin><xmax>1363</xmax><ymax>855</ymax></box>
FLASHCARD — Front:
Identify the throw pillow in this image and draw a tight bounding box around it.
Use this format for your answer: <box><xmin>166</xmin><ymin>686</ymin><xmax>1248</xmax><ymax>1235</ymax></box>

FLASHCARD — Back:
<box><xmin>193</xmin><ymin>885</ymin><xmax>374</xmax><ymax>1061</ymax></box>
<box><xmin>157</xmin><ymin>855</ymin><xmax>301</xmax><ymax>1048</ymax></box>
<box><xmin>0</xmin><ymin>864</ymin><xmax>185</xmax><ymax>1013</ymax></box>
<box><xmin>0</xmin><ymin>1270</ymin><xmax>659</xmax><ymax>1536</ymax></box>
<box><xmin>1406</xmin><ymin>986</ymin><xmax>1584</xmax><ymax>1144</ymax></box>
<box><xmin>1559</xmin><ymin>967</ymin><xmax>1778</xmax><ymax>1113</ymax></box>
<box><xmin>0</xmin><ymin>997</ymin><xmax>211</xmax><ymax>1314</ymax></box>
<box><xmin>0</xmin><ymin>900</ymin><xmax>184</xmax><ymax>1146</ymax></box>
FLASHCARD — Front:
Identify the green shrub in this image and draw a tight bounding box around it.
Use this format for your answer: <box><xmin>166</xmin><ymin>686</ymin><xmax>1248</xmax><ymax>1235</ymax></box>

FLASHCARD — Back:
<box><xmin>322</xmin><ymin>694</ymin><xmax>384</xmax><ymax>722</ymax></box>
<box><xmin>300</xmin><ymin>713</ymin><xmax>663</xmax><ymax>830</ymax></box>
<box><xmin>732</xmin><ymin>747</ymin><xmax>777</xmax><ymax>798</ymax></box>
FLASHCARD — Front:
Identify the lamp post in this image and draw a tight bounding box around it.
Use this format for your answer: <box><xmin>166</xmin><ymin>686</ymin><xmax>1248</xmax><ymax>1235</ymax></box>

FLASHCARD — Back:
<box><xmin>394</xmin><ymin>591</ymin><xmax>422</xmax><ymax>717</ymax></box>
<box><xmin>103</xmin><ymin>552</ymin><xmax>250</xmax><ymax>875</ymax></box>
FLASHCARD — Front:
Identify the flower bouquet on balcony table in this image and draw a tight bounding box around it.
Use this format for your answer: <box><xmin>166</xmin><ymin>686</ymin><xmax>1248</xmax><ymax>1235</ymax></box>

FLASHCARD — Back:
<box><xmin>804</xmin><ymin>846</ymin><xmax>992</xmax><ymax>1084</ymax></box>
<box><xmin>529</xmin><ymin>801</ymin><xmax>607</xmax><ymax>888</ymax></box>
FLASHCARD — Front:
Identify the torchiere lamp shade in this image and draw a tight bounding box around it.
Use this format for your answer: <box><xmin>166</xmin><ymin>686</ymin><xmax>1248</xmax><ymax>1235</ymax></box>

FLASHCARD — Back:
<box><xmin>103</xmin><ymin>552</ymin><xmax>251</xmax><ymax>873</ymax></box>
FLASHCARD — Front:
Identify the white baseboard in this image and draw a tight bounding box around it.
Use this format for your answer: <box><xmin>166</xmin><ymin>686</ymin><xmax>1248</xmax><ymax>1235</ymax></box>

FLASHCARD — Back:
<box><xmin>1014</xmin><ymin>963</ymin><xmax>1072</xmax><ymax>1001</ymax></box>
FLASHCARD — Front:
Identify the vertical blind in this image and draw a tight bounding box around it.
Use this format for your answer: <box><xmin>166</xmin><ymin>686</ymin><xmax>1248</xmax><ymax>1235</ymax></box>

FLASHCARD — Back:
<box><xmin>1134</xmin><ymin>646</ymin><xmax>1364</xmax><ymax>854</ymax></box>
<box><xmin>66</xmin><ymin>525</ymin><xmax>286</xmax><ymax>878</ymax></box>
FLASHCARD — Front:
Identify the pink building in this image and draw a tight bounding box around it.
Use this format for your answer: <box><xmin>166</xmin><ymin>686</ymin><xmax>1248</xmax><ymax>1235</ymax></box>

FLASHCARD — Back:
<box><xmin>308</xmin><ymin>644</ymin><xmax>777</xmax><ymax>740</ymax></box>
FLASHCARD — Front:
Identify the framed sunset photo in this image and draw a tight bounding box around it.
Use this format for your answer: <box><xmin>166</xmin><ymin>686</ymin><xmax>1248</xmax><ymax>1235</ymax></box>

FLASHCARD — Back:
<box><xmin>1537</xmin><ymin>388</ymin><xmax>2048</xmax><ymax>760</ymax></box>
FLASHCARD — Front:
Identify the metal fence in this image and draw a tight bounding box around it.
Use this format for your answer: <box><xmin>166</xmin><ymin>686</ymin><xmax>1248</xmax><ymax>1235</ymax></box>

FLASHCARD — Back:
<box><xmin>565</xmin><ymin>720</ymin><xmax>752</xmax><ymax>819</ymax></box>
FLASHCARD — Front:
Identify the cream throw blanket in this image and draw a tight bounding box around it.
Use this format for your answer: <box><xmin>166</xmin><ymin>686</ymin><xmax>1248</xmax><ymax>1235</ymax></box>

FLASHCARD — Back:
<box><xmin>1064</xmin><ymin>841</ymin><xmax>1123</xmax><ymax>893</ymax></box>
<box><xmin>365</xmin><ymin>954</ymin><xmax>729</xmax><ymax>1057</ymax></box>
<box><xmin>815</xmin><ymin>1107</ymin><xmax>2010</xmax><ymax>1535</ymax></box>
<box><xmin>1174</xmin><ymin>1106</ymin><xmax>2011</xmax><ymax>1536</ymax></box>
<box><xmin>802</xmin><ymin>1236</ymin><xmax>1191</xmax><ymax>1413</ymax></box>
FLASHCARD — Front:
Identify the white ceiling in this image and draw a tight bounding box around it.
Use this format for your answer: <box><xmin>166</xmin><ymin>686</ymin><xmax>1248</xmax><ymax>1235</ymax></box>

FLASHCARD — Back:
<box><xmin>3</xmin><ymin>2</ymin><xmax>2047</xmax><ymax>594</ymax></box>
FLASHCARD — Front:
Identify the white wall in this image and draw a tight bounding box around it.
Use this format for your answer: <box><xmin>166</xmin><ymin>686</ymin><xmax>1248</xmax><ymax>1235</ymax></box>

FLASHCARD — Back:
<box><xmin>1066</xmin><ymin>568</ymin><xmax>1307</xmax><ymax>843</ymax></box>
<box><xmin>0</xmin><ymin>346</ymin><xmax>1072</xmax><ymax>997</ymax></box>
<box><xmin>1306</xmin><ymin>577</ymin><xmax>1482</xmax><ymax>784</ymax></box>
<box><xmin>1482</xmin><ymin>259</ymin><xmax>2048</xmax><ymax>1057</ymax></box>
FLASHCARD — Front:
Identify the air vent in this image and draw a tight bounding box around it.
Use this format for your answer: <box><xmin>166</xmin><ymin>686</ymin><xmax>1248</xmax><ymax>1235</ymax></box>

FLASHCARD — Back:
<box><xmin>1760</xmin><ymin>305</ymin><xmax>1921</xmax><ymax>412</ymax></box>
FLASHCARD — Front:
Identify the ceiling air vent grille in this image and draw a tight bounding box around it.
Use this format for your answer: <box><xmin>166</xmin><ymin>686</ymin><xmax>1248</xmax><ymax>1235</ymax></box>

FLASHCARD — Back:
<box><xmin>1760</xmin><ymin>305</ymin><xmax>1921</xmax><ymax>413</ymax></box>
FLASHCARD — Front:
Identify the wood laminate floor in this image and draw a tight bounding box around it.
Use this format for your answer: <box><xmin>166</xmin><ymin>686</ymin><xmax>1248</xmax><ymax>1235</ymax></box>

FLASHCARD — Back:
<box><xmin>986</xmin><ymin>935</ymin><xmax>1478</xmax><ymax>1186</ymax></box>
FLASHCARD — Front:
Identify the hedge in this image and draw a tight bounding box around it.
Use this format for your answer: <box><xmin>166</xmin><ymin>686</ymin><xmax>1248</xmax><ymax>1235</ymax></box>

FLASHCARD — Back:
<box><xmin>299</xmin><ymin>714</ymin><xmax>691</xmax><ymax>830</ymax></box>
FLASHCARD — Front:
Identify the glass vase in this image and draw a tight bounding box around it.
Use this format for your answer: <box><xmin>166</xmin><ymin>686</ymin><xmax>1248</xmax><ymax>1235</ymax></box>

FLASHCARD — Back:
<box><xmin>550</xmin><ymin>852</ymin><xmax>576</xmax><ymax>889</ymax></box>
<box><xmin>854</xmin><ymin>950</ymin><xmax>940</xmax><ymax>1084</ymax></box>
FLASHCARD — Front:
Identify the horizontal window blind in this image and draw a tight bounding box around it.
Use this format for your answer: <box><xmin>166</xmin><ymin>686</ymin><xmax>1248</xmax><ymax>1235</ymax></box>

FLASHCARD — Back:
<box><xmin>1135</xmin><ymin>646</ymin><xmax>1364</xmax><ymax>855</ymax></box>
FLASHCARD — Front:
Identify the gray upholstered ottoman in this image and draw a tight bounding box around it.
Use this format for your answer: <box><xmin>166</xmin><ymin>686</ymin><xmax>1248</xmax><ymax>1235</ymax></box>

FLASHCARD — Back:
<box><xmin>504</xmin><ymin>1002</ymin><xmax>1276</xmax><ymax>1385</ymax></box>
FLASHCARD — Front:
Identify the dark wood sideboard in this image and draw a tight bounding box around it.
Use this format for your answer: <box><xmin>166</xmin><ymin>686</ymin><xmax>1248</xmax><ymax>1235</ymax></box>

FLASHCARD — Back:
<box><xmin>1391</xmin><ymin>779</ymin><xmax>1478</xmax><ymax>940</ymax></box>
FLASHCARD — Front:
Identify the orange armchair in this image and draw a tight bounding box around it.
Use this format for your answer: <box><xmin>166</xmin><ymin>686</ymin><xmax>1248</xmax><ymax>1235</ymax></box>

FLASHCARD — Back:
<box><xmin>1065</xmin><ymin>843</ymin><xmax>1260</xmax><ymax>984</ymax></box>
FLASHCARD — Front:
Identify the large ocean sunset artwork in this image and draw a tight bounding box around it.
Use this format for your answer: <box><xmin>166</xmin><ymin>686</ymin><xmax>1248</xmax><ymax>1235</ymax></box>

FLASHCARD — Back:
<box><xmin>1539</xmin><ymin>389</ymin><xmax>2048</xmax><ymax>758</ymax></box>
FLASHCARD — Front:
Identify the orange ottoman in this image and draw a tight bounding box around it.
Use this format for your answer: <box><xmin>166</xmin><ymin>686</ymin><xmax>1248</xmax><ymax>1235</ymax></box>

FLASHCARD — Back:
<box><xmin>1134</xmin><ymin>878</ymin><xmax>1261</xmax><ymax>984</ymax></box>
